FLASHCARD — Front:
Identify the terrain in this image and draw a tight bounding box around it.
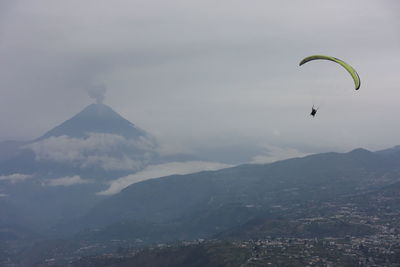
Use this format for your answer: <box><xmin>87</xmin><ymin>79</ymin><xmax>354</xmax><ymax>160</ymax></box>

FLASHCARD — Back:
<box><xmin>2</xmin><ymin>103</ymin><xmax>400</xmax><ymax>266</ymax></box>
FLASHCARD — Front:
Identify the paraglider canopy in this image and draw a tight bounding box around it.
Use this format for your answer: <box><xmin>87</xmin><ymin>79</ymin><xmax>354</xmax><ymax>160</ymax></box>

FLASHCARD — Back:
<box><xmin>299</xmin><ymin>55</ymin><xmax>361</xmax><ymax>90</ymax></box>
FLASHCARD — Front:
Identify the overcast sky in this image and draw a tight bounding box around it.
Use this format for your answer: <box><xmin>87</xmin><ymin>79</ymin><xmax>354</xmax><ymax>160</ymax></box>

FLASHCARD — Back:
<box><xmin>1</xmin><ymin>0</ymin><xmax>399</xmax><ymax>160</ymax></box>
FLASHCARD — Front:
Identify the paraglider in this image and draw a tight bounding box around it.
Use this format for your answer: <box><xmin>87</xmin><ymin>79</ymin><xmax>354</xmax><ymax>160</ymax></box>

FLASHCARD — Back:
<box><xmin>310</xmin><ymin>105</ymin><xmax>318</xmax><ymax>117</ymax></box>
<box><xmin>299</xmin><ymin>55</ymin><xmax>360</xmax><ymax>90</ymax></box>
<box><xmin>299</xmin><ymin>55</ymin><xmax>361</xmax><ymax>117</ymax></box>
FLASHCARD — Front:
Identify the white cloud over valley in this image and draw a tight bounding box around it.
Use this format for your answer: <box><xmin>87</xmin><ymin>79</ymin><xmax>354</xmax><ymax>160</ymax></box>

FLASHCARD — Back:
<box><xmin>98</xmin><ymin>161</ymin><xmax>232</xmax><ymax>195</ymax></box>
<box><xmin>26</xmin><ymin>133</ymin><xmax>156</xmax><ymax>171</ymax></box>
<box><xmin>0</xmin><ymin>173</ymin><xmax>33</xmax><ymax>184</ymax></box>
<box><xmin>44</xmin><ymin>175</ymin><xmax>92</xmax><ymax>187</ymax></box>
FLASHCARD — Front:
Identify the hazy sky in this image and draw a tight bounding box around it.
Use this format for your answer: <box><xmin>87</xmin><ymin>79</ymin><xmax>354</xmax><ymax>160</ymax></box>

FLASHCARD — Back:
<box><xmin>1</xmin><ymin>0</ymin><xmax>399</xmax><ymax>160</ymax></box>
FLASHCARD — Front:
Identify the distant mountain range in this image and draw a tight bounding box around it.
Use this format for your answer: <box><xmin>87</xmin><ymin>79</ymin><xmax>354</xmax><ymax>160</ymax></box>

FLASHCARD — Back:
<box><xmin>5</xmin><ymin>145</ymin><xmax>400</xmax><ymax>265</ymax></box>
<box><xmin>2</xmin><ymin>102</ymin><xmax>400</xmax><ymax>266</ymax></box>
<box><xmin>66</xmin><ymin>147</ymin><xmax>400</xmax><ymax>243</ymax></box>
<box><xmin>68</xmin><ymin>179</ymin><xmax>400</xmax><ymax>266</ymax></box>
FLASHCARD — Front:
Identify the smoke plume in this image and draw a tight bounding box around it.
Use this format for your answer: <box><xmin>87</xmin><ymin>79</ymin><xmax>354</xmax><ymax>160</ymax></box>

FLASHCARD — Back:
<box><xmin>87</xmin><ymin>85</ymin><xmax>107</xmax><ymax>104</ymax></box>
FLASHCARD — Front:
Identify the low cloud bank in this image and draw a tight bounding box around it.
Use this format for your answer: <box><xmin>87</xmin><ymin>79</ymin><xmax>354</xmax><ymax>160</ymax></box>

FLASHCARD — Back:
<box><xmin>26</xmin><ymin>133</ymin><xmax>156</xmax><ymax>171</ymax></box>
<box><xmin>44</xmin><ymin>175</ymin><xmax>92</xmax><ymax>187</ymax></box>
<box><xmin>0</xmin><ymin>173</ymin><xmax>33</xmax><ymax>184</ymax></box>
<box><xmin>98</xmin><ymin>161</ymin><xmax>232</xmax><ymax>196</ymax></box>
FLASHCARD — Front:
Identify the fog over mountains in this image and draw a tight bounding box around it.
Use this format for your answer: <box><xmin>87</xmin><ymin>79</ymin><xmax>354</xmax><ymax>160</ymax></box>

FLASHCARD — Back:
<box><xmin>0</xmin><ymin>103</ymin><xmax>230</xmax><ymax>233</ymax></box>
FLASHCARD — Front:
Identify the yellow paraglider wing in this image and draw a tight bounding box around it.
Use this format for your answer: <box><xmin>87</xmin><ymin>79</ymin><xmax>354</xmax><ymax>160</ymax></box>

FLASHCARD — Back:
<box><xmin>299</xmin><ymin>55</ymin><xmax>360</xmax><ymax>90</ymax></box>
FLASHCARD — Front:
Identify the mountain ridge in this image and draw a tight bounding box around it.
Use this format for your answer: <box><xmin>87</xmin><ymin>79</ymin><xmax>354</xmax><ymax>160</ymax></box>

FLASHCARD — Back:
<box><xmin>70</xmin><ymin>147</ymin><xmax>400</xmax><ymax>239</ymax></box>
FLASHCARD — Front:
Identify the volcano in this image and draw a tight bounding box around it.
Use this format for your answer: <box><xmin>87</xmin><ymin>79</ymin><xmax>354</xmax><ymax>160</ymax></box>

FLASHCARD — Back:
<box><xmin>0</xmin><ymin>103</ymin><xmax>160</xmax><ymax>232</ymax></box>
<box><xmin>0</xmin><ymin>103</ymin><xmax>158</xmax><ymax>177</ymax></box>
<box><xmin>37</xmin><ymin>103</ymin><xmax>151</xmax><ymax>140</ymax></box>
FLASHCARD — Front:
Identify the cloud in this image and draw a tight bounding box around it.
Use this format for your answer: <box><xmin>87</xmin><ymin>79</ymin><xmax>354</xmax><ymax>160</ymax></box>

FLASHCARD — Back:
<box><xmin>26</xmin><ymin>133</ymin><xmax>156</xmax><ymax>171</ymax></box>
<box><xmin>44</xmin><ymin>175</ymin><xmax>91</xmax><ymax>187</ymax></box>
<box><xmin>0</xmin><ymin>173</ymin><xmax>33</xmax><ymax>184</ymax></box>
<box><xmin>98</xmin><ymin>161</ymin><xmax>232</xmax><ymax>195</ymax></box>
<box><xmin>250</xmin><ymin>145</ymin><xmax>309</xmax><ymax>164</ymax></box>
<box><xmin>0</xmin><ymin>193</ymin><xmax>8</xmax><ymax>197</ymax></box>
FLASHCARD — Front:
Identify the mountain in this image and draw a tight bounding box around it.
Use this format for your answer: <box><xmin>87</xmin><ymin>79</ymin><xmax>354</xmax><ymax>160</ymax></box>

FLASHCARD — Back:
<box><xmin>3</xmin><ymin>101</ymin><xmax>400</xmax><ymax>265</ymax></box>
<box><xmin>72</xmin><ymin>148</ymin><xmax>400</xmax><ymax>242</ymax></box>
<box><xmin>4</xmin><ymin>146</ymin><xmax>400</xmax><ymax>265</ymax></box>
<box><xmin>0</xmin><ymin>103</ymin><xmax>160</xmax><ymax>234</ymax></box>
<box><xmin>216</xmin><ymin>179</ymin><xmax>400</xmax><ymax>241</ymax></box>
<box><xmin>0</xmin><ymin>103</ymin><xmax>158</xmax><ymax>177</ymax></box>
<box><xmin>36</xmin><ymin>103</ymin><xmax>150</xmax><ymax>140</ymax></box>
<box><xmin>72</xmin><ymin>177</ymin><xmax>400</xmax><ymax>267</ymax></box>
<box><xmin>375</xmin><ymin>145</ymin><xmax>400</xmax><ymax>156</ymax></box>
